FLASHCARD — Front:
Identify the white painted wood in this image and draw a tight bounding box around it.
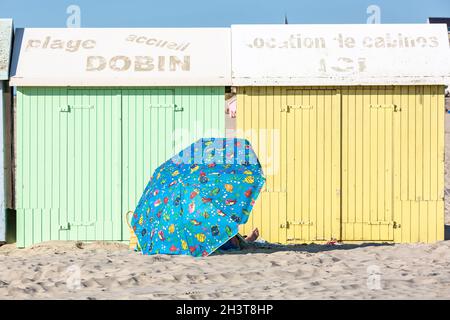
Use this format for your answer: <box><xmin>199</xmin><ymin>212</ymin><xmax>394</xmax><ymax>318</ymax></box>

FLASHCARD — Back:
<box><xmin>231</xmin><ymin>24</ymin><xmax>450</xmax><ymax>85</ymax></box>
<box><xmin>0</xmin><ymin>19</ymin><xmax>13</xmax><ymax>80</ymax></box>
<box><xmin>10</xmin><ymin>28</ymin><xmax>231</xmax><ymax>86</ymax></box>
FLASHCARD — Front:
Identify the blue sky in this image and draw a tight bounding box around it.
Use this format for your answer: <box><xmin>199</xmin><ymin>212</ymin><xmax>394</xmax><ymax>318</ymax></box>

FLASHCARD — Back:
<box><xmin>1</xmin><ymin>0</ymin><xmax>449</xmax><ymax>28</ymax></box>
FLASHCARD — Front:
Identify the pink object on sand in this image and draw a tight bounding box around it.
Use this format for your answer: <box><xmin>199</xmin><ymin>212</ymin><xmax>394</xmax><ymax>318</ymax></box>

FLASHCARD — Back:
<box><xmin>226</xmin><ymin>95</ymin><xmax>237</xmax><ymax>118</ymax></box>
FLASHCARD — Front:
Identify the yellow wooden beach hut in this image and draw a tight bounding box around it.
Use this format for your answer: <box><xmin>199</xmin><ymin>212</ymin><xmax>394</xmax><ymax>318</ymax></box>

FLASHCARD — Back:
<box><xmin>232</xmin><ymin>24</ymin><xmax>450</xmax><ymax>244</ymax></box>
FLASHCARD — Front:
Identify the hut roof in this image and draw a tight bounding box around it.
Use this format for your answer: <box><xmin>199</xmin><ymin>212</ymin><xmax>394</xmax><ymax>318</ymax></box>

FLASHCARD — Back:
<box><xmin>10</xmin><ymin>28</ymin><xmax>231</xmax><ymax>86</ymax></box>
<box><xmin>231</xmin><ymin>24</ymin><xmax>450</xmax><ymax>86</ymax></box>
<box><xmin>0</xmin><ymin>19</ymin><xmax>13</xmax><ymax>80</ymax></box>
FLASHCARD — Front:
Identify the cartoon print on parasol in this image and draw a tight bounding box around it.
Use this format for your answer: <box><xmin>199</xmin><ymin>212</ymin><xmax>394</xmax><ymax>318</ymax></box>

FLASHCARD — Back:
<box><xmin>199</xmin><ymin>172</ymin><xmax>209</xmax><ymax>184</ymax></box>
<box><xmin>230</xmin><ymin>214</ymin><xmax>242</xmax><ymax>223</ymax></box>
<box><xmin>202</xmin><ymin>211</ymin><xmax>210</xmax><ymax>219</ymax></box>
<box><xmin>131</xmin><ymin>138</ymin><xmax>265</xmax><ymax>257</ymax></box>
<box><xmin>210</xmin><ymin>187</ymin><xmax>220</xmax><ymax>197</ymax></box>
<box><xmin>211</xmin><ymin>225</ymin><xmax>220</xmax><ymax>236</ymax></box>
<box><xmin>202</xmin><ymin>197</ymin><xmax>212</xmax><ymax>203</ymax></box>
<box><xmin>225</xmin><ymin>225</ymin><xmax>233</xmax><ymax>237</ymax></box>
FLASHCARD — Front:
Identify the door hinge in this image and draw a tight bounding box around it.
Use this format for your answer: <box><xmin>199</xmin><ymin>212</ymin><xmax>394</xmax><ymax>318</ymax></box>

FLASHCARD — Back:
<box><xmin>280</xmin><ymin>221</ymin><xmax>313</xmax><ymax>228</ymax></box>
<box><xmin>290</xmin><ymin>220</ymin><xmax>313</xmax><ymax>226</ymax></box>
<box><xmin>370</xmin><ymin>104</ymin><xmax>401</xmax><ymax>112</ymax></box>
<box><xmin>59</xmin><ymin>221</ymin><xmax>96</xmax><ymax>230</ymax></box>
<box><xmin>61</xmin><ymin>105</ymin><xmax>94</xmax><ymax>112</ymax></box>
<box><xmin>146</xmin><ymin>104</ymin><xmax>183</xmax><ymax>112</ymax></box>
<box><xmin>281</xmin><ymin>105</ymin><xmax>313</xmax><ymax>112</ymax></box>
<box><xmin>341</xmin><ymin>221</ymin><xmax>397</xmax><ymax>227</ymax></box>
<box><xmin>366</xmin><ymin>221</ymin><xmax>395</xmax><ymax>226</ymax></box>
<box><xmin>286</xmin><ymin>238</ymin><xmax>307</xmax><ymax>242</ymax></box>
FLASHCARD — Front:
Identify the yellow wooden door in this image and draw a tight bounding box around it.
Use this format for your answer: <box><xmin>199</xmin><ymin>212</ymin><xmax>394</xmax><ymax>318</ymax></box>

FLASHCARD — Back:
<box><xmin>283</xmin><ymin>89</ymin><xmax>341</xmax><ymax>242</ymax></box>
<box><xmin>237</xmin><ymin>87</ymin><xmax>288</xmax><ymax>243</ymax></box>
<box><xmin>341</xmin><ymin>87</ymin><xmax>396</xmax><ymax>241</ymax></box>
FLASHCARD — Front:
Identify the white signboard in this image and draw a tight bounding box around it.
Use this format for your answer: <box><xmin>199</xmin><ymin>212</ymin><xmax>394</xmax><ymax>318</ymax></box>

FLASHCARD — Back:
<box><xmin>10</xmin><ymin>28</ymin><xmax>231</xmax><ymax>86</ymax></box>
<box><xmin>231</xmin><ymin>24</ymin><xmax>450</xmax><ymax>86</ymax></box>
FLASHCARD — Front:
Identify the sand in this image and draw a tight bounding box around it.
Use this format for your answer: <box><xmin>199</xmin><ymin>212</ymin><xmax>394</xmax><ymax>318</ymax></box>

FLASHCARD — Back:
<box><xmin>1</xmin><ymin>240</ymin><xmax>450</xmax><ymax>299</ymax></box>
<box><xmin>0</xmin><ymin>99</ymin><xmax>449</xmax><ymax>300</ymax></box>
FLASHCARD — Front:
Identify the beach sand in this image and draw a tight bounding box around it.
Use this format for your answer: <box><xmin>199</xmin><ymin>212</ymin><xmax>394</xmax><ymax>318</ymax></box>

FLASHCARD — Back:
<box><xmin>1</xmin><ymin>240</ymin><xmax>450</xmax><ymax>299</ymax></box>
<box><xmin>0</xmin><ymin>101</ymin><xmax>449</xmax><ymax>300</ymax></box>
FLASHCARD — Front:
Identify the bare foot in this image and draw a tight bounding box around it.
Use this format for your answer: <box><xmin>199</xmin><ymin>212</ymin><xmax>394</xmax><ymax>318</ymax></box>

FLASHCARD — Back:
<box><xmin>244</xmin><ymin>228</ymin><xmax>259</xmax><ymax>242</ymax></box>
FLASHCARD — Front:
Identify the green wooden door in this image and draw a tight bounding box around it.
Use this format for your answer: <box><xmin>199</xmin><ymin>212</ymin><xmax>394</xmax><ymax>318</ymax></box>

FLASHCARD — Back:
<box><xmin>16</xmin><ymin>88</ymin><xmax>123</xmax><ymax>246</ymax></box>
<box><xmin>122</xmin><ymin>89</ymin><xmax>177</xmax><ymax>239</ymax></box>
<box><xmin>60</xmin><ymin>89</ymin><xmax>122</xmax><ymax>241</ymax></box>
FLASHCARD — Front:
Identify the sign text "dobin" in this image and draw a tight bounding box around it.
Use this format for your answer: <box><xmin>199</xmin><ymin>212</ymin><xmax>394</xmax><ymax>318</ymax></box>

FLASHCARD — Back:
<box><xmin>86</xmin><ymin>55</ymin><xmax>191</xmax><ymax>72</ymax></box>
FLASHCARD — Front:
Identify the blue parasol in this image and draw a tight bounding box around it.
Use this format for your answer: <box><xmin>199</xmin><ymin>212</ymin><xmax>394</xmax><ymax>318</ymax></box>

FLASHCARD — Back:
<box><xmin>131</xmin><ymin>138</ymin><xmax>265</xmax><ymax>257</ymax></box>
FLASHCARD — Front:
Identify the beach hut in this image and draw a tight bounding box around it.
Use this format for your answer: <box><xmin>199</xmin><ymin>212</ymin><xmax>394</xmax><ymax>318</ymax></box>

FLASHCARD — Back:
<box><xmin>10</xmin><ymin>28</ymin><xmax>230</xmax><ymax>247</ymax></box>
<box><xmin>0</xmin><ymin>19</ymin><xmax>13</xmax><ymax>244</ymax></box>
<box><xmin>231</xmin><ymin>24</ymin><xmax>450</xmax><ymax>244</ymax></box>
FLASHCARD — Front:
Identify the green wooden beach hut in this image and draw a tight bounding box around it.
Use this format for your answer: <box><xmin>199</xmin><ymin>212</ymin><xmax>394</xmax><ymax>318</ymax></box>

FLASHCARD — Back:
<box><xmin>10</xmin><ymin>28</ymin><xmax>230</xmax><ymax>247</ymax></box>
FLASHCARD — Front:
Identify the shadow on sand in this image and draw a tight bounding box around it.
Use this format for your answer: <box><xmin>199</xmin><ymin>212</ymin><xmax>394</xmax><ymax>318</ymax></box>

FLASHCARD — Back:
<box><xmin>213</xmin><ymin>241</ymin><xmax>394</xmax><ymax>255</ymax></box>
<box><xmin>215</xmin><ymin>224</ymin><xmax>450</xmax><ymax>255</ymax></box>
